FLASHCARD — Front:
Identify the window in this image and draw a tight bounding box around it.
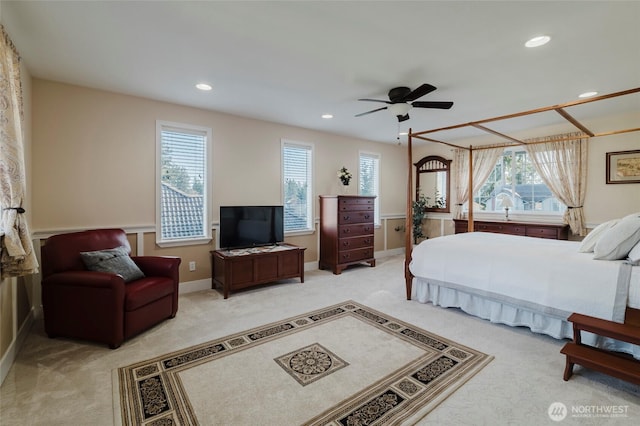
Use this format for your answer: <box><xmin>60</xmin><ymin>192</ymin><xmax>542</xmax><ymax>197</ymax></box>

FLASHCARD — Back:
<box><xmin>282</xmin><ymin>140</ymin><xmax>313</xmax><ymax>233</ymax></box>
<box><xmin>359</xmin><ymin>151</ymin><xmax>380</xmax><ymax>225</ymax></box>
<box><xmin>472</xmin><ymin>148</ymin><xmax>565</xmax><ymax>214</ymax></box>
<box><xmin>156</xmin><ymin>121</ymin><xmax>211</xmax><ymax>246</ymax></box>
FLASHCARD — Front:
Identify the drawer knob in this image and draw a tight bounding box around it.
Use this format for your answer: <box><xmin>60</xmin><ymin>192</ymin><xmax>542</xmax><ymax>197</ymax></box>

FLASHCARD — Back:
<box><xmin>343</xmin><ymin>215</ymin><xmax>350</xmax><ymax>220</ymax></box>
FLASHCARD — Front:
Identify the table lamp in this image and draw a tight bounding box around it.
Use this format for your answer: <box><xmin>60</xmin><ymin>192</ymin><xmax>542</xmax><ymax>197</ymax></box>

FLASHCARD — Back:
<box><xmin>502</xmin><ymin>196</ymin><xmax>514</xmax><ymax>221</ymax></box>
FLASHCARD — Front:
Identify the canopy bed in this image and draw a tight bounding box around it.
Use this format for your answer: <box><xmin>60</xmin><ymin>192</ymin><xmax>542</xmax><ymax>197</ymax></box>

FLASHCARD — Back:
<box><xmin>403</xmin><ymin>87</ymin><xmax>640</xmax><ymax>359</ymax></box>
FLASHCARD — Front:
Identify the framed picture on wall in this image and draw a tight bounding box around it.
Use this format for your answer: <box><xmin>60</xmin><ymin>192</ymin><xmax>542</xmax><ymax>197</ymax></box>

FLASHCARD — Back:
<box><xmin>606</xmin><ymin>150</ymin><xmax>640</xmax><ymax>184</ymax></box>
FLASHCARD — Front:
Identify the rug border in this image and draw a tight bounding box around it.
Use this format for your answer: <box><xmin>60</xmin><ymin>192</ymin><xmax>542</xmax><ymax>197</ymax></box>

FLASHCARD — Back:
<box><xmin>113</xmin><ymin>300</ymin><xmax>494</xmax><ymax>426</ymax></box>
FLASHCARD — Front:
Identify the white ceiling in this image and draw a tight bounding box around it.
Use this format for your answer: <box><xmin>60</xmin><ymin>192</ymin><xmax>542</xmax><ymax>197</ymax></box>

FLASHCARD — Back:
<box><xmin>2</xmin><ymin>1</ymin><xmax>639</xmax><ymax>145</ymax></box>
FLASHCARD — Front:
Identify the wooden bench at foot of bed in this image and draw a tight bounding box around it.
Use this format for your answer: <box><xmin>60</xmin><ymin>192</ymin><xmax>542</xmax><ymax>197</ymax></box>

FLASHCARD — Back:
<box><xmin>561</xmin><ymin>311</ymin><xmax>640</xmax><ymax>385</ymax></box>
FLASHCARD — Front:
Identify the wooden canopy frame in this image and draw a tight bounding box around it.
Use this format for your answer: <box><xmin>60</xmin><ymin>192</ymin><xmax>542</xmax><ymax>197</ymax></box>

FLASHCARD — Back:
<box><xmin>404</xmin><ymin>87</ymin><xmax>640</xmax><ymax>300</ymax></box>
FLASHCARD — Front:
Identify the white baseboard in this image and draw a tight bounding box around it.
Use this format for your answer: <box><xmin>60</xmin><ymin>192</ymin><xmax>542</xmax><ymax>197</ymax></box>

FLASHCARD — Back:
<box><xmin>377</xmin><ymin>248</ymin><xmax>404</xmax><ymax>258</ymax></box>
<box><xmin>0</xmin><ymin>308</ymin><xmax>35</xmax><ymax>386</ymax></box>
<box><xmin>179</xmin><ymin>278</ymin><xmax>211</xmax><ymax>294</ymax></box>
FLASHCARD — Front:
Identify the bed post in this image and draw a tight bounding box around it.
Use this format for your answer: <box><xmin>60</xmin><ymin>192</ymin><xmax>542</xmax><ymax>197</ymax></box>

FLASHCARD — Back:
<box><xmin>405</xmin><ymin>129</ymin><xmax>414</xmax><ymax>300</ymax></box>
<box><xmin>467</xmin><ymin>145</ymin><xmax>474</xmax><ymax>232</ymax></box>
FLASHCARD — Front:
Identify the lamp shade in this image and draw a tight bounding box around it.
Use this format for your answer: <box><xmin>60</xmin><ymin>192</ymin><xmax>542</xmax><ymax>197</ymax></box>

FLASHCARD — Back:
<box><xmin>501</xmin><ymin>196</ymin><xmax>514</xmax><ymax>208</ymax></box>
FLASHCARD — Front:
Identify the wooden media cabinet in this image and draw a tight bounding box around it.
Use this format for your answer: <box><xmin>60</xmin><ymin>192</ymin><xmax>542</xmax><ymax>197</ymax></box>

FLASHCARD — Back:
<box><xmin>211</xmin><ymin>244</ymin><xmax>306</xmax><ymax>299</ymax></box>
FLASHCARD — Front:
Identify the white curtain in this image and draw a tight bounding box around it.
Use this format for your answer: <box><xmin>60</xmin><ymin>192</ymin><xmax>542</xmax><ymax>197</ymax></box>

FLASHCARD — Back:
<box><xmin>453</xmin><ymin>146</ymin><xmax>504</xmax><ymax>219</ymax></box>
<box><xmin>525</xmin><ymin>133</ymin><xmax>588</xmax><ymax>236</ymax></box>
<box><xmin>0</xmin><ymin>25</ymin><xmax>38</xmax><ymax>278</ymax></box>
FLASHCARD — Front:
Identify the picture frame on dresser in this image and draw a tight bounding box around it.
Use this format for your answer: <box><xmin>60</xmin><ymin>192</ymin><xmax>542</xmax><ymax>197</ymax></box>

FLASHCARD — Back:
<box><xmin>606</xmin><ymin>149</ymin><xmax>640</xmax><ymax>184</ymax></box>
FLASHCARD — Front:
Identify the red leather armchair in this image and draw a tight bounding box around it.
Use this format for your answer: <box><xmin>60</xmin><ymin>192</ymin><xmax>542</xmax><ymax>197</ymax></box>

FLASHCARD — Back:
<box><xmin>41</xmin><ymin>228</ymin><xmax>181</xmax><ymax>348</ymax></box>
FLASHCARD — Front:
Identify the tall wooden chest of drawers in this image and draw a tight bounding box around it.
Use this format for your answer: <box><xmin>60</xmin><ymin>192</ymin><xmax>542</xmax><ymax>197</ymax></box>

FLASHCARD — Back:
<box><xmin>319</xmin><ymin>195</ymin><xmax>376</xmax><ymax>274</ymax></box>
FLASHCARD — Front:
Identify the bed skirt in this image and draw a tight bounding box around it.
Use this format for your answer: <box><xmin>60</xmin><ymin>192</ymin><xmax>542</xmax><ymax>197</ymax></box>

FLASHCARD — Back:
<box><xmin>413</xmin><ymin>277</ymin><xmax>640</xmax><ymax>360</ymax></box>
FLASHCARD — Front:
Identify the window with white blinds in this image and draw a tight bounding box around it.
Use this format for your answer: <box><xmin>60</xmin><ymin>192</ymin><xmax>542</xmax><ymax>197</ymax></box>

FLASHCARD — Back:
<box><xmin>359</xmin><ymin>151</ymin><xmax>380</xmax><ymax>225</ymax></box>
<box><xmin>282</xmin><ymin>140</ymin><xmax>313</xmax><ymax>233</ymax></box>
<box><xmin>156</xmin><ymin>121</ymin><xmax>212</xmax><ymax>246</ymax></box>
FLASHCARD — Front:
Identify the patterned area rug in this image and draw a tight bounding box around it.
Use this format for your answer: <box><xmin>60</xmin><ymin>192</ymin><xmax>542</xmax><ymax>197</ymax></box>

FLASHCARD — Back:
<box><xmin>114</xmin><ymin>301</ymin><xmax>493</xmax><ymax>425</ymax></box>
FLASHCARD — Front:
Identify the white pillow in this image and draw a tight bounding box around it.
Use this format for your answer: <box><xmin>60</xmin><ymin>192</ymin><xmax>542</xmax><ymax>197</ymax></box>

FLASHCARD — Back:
<box><xmin>578</xmin><ymin>219</ymin><xmax>620</xmax><ymax>253</ymax></box>
<box><xmin>628</xmin><ymin>241</ymin><xmax>640</xmax><ymax>265</ymax></box>
<box><xmin>594</xmin><ymin>215</ymin><xmax>640</xmax><ymax>260</ymax></box>
<box><xmin>623</xmin><ymin>212</ymin><xmax>640</xmax><ymax>220</ymax></box>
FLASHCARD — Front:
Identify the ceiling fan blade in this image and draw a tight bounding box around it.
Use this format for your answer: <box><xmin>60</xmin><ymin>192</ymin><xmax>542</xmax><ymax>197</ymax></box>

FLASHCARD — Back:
<box><xmin>397</xmin><ymin>114</ymin><xmax>410</xmax><ymax>122</ymax></box>
<box><xmin>355</xmin><ymin>106</ymin><xmax>388</xmax><ymax>117</ymax></box>
<box><xmin>402</xmin><ymin>84</ymin><xmax>437</xmax><ymax>102</ymax></box>
<box><xmin>358</xmin><ymin>98</ymin><xmax>391</xmax><ymax>104</ymax></box>
<box><xmin>411</xmin><ymin>101</ymin><xmax>454</xmax><ymax>109</ymax></box>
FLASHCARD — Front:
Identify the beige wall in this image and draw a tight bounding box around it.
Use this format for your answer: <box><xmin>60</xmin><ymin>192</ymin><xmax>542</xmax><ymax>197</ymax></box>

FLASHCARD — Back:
<box><xmin>31</xmin><ymin>79</ymin><xmax>409</xmax><ymax>271</ymax></box>
<box><xmin>0</xmin><ymin>279</ymin><xmax>12</xmax><ymax>357</ymax></box>
<box><xmin>32</xmin><ymin>79</ymin><xmax>408</xmax><ymax>231</ymax></box>
<box><xmin>385</xmin><ymin>218</ymin><xmax>407</xmax><ymax>250</ymax></box>
<box><xmin>586</xmin><ymin>128</ymin><xmax>640</xmax><ymax>223</ymax></box>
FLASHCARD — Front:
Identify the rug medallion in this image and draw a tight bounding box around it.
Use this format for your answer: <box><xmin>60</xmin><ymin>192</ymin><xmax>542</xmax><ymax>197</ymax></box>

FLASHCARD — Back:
<box><xmin>114</xmin><ymin>301</ymin><xmax>493</xmax><ymax>425</ymax></box>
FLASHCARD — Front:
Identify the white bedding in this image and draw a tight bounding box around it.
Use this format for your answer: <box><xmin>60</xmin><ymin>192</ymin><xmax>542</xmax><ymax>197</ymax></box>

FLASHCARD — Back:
<box><xmin>410</xmin><ymin>232</ymin><xmax>635</xmax><ymax>322</ymax></box>
<box><xmin>630</xmin><ymin>266</ymin><xmax>640</xmax><ymax>309</ymax></box>
<box><xmin>409</xmin><ymin>232</ymin><xmax>640</xmax><ymax>358</ymax></box>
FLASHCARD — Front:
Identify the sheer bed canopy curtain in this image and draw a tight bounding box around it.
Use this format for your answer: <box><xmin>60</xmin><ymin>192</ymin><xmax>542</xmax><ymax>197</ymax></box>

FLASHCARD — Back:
<box><xmin>452</xmin><ymin>146</ymin><xmax>504</xmax><ymax>219</ymax></box>
<box><xmin>525</xmin><ymin>132</ymin><xmax>588</xmax><ymax>236</ymax></box>
<box><xmin>0</xmin><ymin>25</ymin><xmax>38</xmax><ymax>278</ymax></box>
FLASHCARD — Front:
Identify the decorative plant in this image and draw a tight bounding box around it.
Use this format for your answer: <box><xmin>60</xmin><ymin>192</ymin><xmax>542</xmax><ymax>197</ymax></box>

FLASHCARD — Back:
<box><xmin>412</xmin><ymin>194</ymin><xmax>429</xmax><ymax>243</ymax></box>
<box><xmin>338</xmin><ymin>166</ymin><xmax>352</xmax><ymax>186</ymax></box>
<box><xmin>426</xmin><ymin>190</ymin><xmax>446</xmax><ymax>209</ymax></box>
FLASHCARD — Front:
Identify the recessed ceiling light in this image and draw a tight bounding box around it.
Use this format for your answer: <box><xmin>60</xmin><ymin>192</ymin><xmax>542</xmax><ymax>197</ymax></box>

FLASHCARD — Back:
<box><xmin>196</xmin><ymin>83</ymin><xmax>212</xmax><ymax>91</ymax></box>
<box><xmin>321</xmin><ymin>114</ymin><xmax>333</xmax><ymax>119</ymax></box>
<box><xmin>525</xmin><ymin>35</ymin><xmax>551</xmax><ymax>48</ymax></box>
<box><xmin>578</xmin><ymin>91</ymin><xmax>598</xmax><ymax>98</ymax></box>
<box><xmin>398</xmin><ymin>132</ymin><xmax>408</xmax><ymax>136</ymax></box>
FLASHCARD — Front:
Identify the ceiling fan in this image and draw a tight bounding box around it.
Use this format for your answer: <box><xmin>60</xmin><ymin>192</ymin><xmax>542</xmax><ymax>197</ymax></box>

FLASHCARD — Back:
<box><xmin>355</xmin><ymin>84</ymin><xmax>453</xmax><ymax>122</ymax></box>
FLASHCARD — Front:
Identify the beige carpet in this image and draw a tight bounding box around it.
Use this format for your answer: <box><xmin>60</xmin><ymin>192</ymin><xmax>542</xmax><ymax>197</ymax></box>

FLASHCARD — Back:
<box><xmin>114</xmin><ymin>300</ymin><xmax>493</xmax><ymax>425</ymax></box>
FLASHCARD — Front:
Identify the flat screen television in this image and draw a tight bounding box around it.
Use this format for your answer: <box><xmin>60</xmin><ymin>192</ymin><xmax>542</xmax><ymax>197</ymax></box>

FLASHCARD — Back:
<box><xmin>219</xmin><ymin>205</ymin><xmax>284</xmax><ymax>249</ymax></box>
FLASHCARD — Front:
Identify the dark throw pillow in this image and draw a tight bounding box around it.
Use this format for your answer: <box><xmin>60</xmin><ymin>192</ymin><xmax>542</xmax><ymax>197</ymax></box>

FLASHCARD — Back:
<box><xmin>80</xmin><ymin>246</ymin><xmax>145</xmax><ymax>283</ymax></box>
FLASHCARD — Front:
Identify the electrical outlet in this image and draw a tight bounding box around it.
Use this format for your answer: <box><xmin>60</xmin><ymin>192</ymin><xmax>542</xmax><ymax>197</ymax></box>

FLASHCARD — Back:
<box><xmin>189</xmin><ymin>261</ymin><xmax>196</xmax><ymax>271</ymax></box>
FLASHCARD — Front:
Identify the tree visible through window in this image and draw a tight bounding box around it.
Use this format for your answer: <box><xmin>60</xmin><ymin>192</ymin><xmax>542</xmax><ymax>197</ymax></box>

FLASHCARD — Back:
<box><xmin>359</xmin><ymin>152</ymin><xmax>380</xmax><ymax>224</ymax></box>
<box><xmin>282</xmin><ymin>140</ymin><xmax>313</xmax><ymax>232</ymax></box>
<box><xmin>473</xmin><ymin>149</ymin><xmax>564</xmax><ymax>213</ymax></box>
<box><xmin>157</xmin><ymin>121</ymin><xmax>211</xmax><ymax>245</ymax></box>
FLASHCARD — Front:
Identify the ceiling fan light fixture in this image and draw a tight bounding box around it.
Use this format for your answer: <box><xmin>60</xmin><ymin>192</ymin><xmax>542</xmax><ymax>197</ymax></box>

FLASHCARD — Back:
<box><xmin>355</xmin><ymin>84</ymin><xmax>452</xmax><ymax>120</ymax></box>
<box><xmin>388</xmin><ymin>103</ymin><xmax>411</xmax><ymax>117</ymax></box>
<box><xmin>525</xmin><ymin>35</ymin><xmax>551</xmax><ymax>48</ymax></box>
